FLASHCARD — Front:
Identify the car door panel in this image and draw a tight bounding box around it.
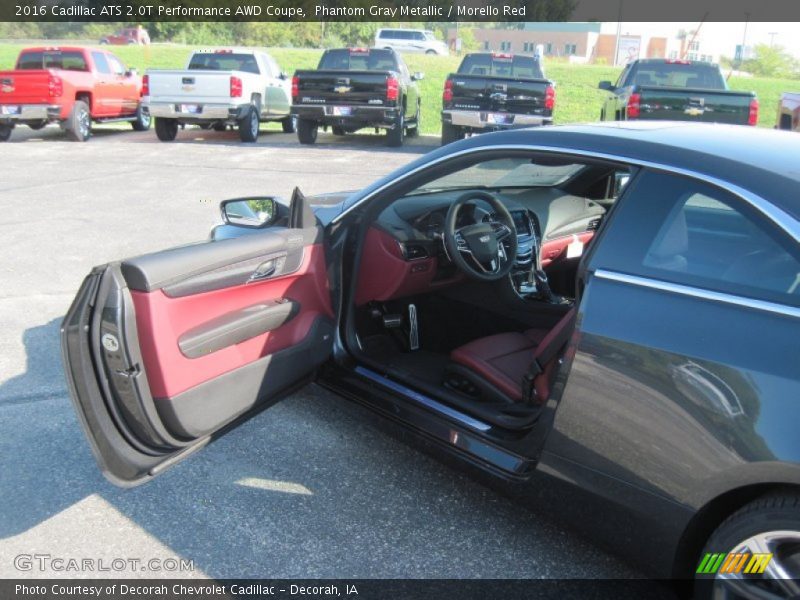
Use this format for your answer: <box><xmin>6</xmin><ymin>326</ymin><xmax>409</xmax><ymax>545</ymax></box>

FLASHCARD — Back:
<box><xmin>62</xmin><ymin>227</ymin><xmax>333</xmax><ymax>486</ymax></box>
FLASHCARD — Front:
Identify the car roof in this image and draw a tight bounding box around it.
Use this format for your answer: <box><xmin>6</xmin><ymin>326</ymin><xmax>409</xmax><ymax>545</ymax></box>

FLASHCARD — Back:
<box><xmin>412</xmin><ymin>122</ymin><xmax>800</xmax><ymax>223</ymax></box>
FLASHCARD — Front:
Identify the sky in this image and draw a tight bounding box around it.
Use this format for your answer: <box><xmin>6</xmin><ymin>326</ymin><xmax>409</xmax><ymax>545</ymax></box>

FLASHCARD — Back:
<box><xmin>600</xmin><ymin>22</ymin><xmax>800</xmax><ymax>60</ymax></box>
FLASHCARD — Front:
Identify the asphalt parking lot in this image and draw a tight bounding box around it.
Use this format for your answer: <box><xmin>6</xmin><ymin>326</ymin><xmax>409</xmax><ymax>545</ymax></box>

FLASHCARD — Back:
<box><xmin>0</xmin><ymin>123</ymin><xmax>640</xmax><ymax>579</ymax></box>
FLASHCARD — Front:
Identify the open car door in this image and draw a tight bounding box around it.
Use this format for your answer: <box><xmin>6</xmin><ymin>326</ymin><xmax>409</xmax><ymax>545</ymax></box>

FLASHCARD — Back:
<box><xmin>61</xmin><ymin>214</ymin><xmax>333</xmax><ymax>487</ymax></box>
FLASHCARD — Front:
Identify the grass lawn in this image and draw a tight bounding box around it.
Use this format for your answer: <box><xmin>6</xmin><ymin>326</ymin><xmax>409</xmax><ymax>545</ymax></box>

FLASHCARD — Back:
<box><xmin>1</xmin><ymin>43</ymin><xmax>795</xmax><ymax>134</ymax></box>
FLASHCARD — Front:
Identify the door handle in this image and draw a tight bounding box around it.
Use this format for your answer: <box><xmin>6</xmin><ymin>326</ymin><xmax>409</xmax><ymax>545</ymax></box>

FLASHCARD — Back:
<box><xmin>247</xmin><ymin>260</ymin><xmax>276</xmax><ymax>283</ymax></box>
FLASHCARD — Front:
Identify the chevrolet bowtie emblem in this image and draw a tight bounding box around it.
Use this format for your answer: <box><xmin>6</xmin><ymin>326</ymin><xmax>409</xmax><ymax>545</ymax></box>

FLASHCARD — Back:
<box><xmin>333</xmin><ymin>85</ymin><xmax>351</xmax><ymax>94</ymax></box>
<box><xmin>0</xmin><ymin>85</ymin><xmax>14</xmax><ymax>93</ymax></box>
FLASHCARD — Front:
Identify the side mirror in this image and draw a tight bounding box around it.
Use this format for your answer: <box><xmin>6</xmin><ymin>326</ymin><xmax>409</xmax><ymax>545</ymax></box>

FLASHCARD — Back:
<box><xmin>278</xmin><ymin>72</ymin><xmax>288</xmax><ymax>80</ymax></box>
<box><xmin>411</xmin><ymin>72</ymin><xmax>425</xmax><ymax>81</ymax></box>
<box><xmin>220</xmin><ymin>197</ymin><xmax>278</xmax><ymax>228</ymax></box>
<box><xmin>598</xmin><ymin>80</ymin><xmax>614</xmax><ymax>91</ymax></box>
<box><xmin>125</xmin><ymin>68</ymin><xmax>138</xmax><ymax>78</ymax></box>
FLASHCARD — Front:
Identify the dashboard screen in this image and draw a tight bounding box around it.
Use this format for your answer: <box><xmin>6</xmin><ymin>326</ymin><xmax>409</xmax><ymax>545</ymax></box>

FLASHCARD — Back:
<box><xmin>512</xmin><ymin>211</ymin><xmax>531</xmax><ymax>236</ymax></box>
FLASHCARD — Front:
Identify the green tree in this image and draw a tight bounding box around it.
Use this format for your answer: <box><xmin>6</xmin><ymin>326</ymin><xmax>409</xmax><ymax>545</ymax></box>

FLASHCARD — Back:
<box><xmin>743</xmin><ymin>44</ymin><xmax>799</xmax><ymax>79</ymax></box>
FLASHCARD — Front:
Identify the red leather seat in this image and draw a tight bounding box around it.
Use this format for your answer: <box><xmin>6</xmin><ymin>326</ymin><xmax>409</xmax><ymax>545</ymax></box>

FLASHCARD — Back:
<box><xmin>450</xmin><ymin>309</ymin><xmax>576</xmax><ymax>403</ymax></box>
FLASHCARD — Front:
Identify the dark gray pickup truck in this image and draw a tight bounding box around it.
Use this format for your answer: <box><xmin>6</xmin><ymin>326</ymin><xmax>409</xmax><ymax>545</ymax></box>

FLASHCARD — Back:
<box><xmin>599</xmin><ymin>59</ymin><xmax>758</xmax><ymax>125</ymax></box>
<box><xmin>291</xmin><ymin>47</ymin><xmax>422</xmax><ymax>147</ymax></box>
<box><xmin>441</xmin><ymin>52</ymin><xmax>555</xmax><ymax>145</ymax></box>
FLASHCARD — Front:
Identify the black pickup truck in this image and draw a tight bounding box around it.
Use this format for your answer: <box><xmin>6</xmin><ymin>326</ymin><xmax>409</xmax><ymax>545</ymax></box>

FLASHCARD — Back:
<box><xmin>441</xmin><ymin>52</ymin><xmax>555</xmax><ymax>145</ymax></box>
<box><xmin>599</xmin><ymin>59</ymin><xmax>758</xmax><ymax>126</ymax></box>
<box><xmin>291</xmin><ymin>48</ymin><xmax>422</xmax><ymax>147</ymax></box>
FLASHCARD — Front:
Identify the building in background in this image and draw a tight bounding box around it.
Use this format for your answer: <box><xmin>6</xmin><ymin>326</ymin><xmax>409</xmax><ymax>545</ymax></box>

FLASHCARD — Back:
<box><xmin>447</xmin><ymin>23</ymin><xmax>673</xmax><ymax>65</ymax></box>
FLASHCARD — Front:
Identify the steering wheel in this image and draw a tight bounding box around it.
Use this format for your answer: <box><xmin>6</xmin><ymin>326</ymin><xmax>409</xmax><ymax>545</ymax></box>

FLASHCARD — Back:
<box><xmin>444</xmin><ymin>191</ymin><xmax>518</xmax><ymax>281</ymax></box>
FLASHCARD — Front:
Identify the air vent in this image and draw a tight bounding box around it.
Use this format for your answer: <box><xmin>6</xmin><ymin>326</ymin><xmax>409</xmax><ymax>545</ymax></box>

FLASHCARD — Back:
<box><xmin>587</xmin><ymin>217</ymin><xmax>602</xmax><ymax>231</ymax></box>
<box><xmin>403</xmin><ymin>244</ymin><xmax>429</xmax><ymax>260</ymax></box>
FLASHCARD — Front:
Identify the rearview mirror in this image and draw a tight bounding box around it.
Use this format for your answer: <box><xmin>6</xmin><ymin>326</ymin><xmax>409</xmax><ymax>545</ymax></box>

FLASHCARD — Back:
<box><xmin>598</xmin><ymin>80</ymin><xmax>614</xmax><ymax>91</ymax></box>
<box><xmin>411</xmin><ymin>72</ymin><xmax>425</xmax><ymax>81</ymax></box>
<box><xmin>220</xmin><ymin>197</ymin><xmax>277</xmax><ymax>228</ymax></box>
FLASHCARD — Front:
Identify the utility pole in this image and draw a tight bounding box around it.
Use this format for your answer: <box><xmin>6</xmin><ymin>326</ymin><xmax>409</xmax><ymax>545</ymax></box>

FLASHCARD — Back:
<box><xmin>738</xmin><ymin>13</ymin><xmax>750</xmax><ymax>70</ymax></box>
<box><xmin>768</xmin><ymin>32</ymin><xmax>778</xmax><ymax>47</ymax></box>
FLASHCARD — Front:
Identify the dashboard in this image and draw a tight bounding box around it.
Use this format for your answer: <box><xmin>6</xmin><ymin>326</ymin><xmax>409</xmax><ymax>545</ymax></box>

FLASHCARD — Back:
<box><xmin>354</xmin><ymin>187</ymin><xmax>607</xmax><ymax>306</ymax></box>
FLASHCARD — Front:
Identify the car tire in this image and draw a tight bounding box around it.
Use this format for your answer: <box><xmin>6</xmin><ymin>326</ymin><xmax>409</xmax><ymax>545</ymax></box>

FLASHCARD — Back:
<box><xmin>426</xmin><ymin>49</ymin><xmax>437</xmax><ymax>55</ymax></box>
<box><xmin>331</xmin><ymin>126</ymin><xmax>346</xmax><ymax>136</ymax></box>
<box><xmin>407</xmin><ymin>103</ymin><xmax>421</xmax><ymax>138</ymax></box>
<box><xmin>281</xmin><ymin>115</ymin><xmax>297</xmax><ymax>133</ymax></box>
<box><xmin>386</xmin><ymin>112</ymin><xmax>405</xmax><ymax>147</ymax></box>
<box><xmin>297</xmin><ymin>118</ymin><xmax>318</xmax><ymax>144</ymax></box>
<box><xmin>99</xmin><ymin>40</ymin><xmax>108</xmax><ymax>45</ymax></box>
<box><xmin>154</xmin><ymin>117</ymin><xmax>178</xmax><ymax>142</ymax></box>
<box><xmin>440</xmin><ymin>121</ymin><xmax>463</xmax><ymax>146</ymax></box>
<box><xmin>66</xmin><ymin>100</ymin><xmax>91</xmax><ymax>142</ymax></box>
<box><xmin>0</xmin><ymin>124</ymin><xmax>12</xmax><ymax>142</ymax></box>
<box><xmin>695</xmin><ymin>493</ymin><xmax>800</xmax><ymax>599</ymax></box>
<box><xmin>239</xmin><ymin>105</ymin><xmax>260</xmax><ymax>143</ymax></box>
<box><xmin>131</xmin><ymin>106</ymin><xmax>151</xmax><ymax>131</ymax></box>
<box><xmin>779</xmin><ymin>114</ymin><xmax>792</xmax><ymax>130</ymax></box>
<box><xmin>27</xmin><ymin>120</ymin><xmax>47</xmax><ymax>131</ymax></box>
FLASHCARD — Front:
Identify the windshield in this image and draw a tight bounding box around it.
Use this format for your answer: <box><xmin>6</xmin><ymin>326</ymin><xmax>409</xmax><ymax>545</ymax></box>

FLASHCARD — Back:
<box><xmin>188</xmin><ymin>53</ymin><xmax>259</xmax><ymax>74</ymax></box>
<box><xmin>318</xmin><ymin>49</ymin><xmax>397</xmax><ymax>71</ymax></box>
<box><xmin>411</xmin><ymin>158</ymin><xmax>584</xmax><ymax>194</ymax></box>
<box><xmin>459</xmin><ymin>54</ymin><xmax>544</xmax><ymax>79</ymax></box>
<box><xmin>629</xmin><ymin>62</ymin><xmax>726</xmax><ymax>90</ymax></box>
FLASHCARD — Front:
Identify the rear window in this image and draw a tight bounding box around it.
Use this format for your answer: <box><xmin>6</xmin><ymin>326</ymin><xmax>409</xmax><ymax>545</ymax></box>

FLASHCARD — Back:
<box><xmin>629</xmin><ymin>62</ymin><xmax>725</xmax><ymax>90</ymax></box>
<box><xmin>318</xmin><ymin>49</ymin><xmax>398</xmax><ymax>71</ymax></box>
<box><xmin>458</xmin><ymin>54</ymin><xmax>544</xmax><ymax>79</ymax></box>
<box><xmin>188</xmin><ymin>53</ymin><xmax>260</xmax><ymax>74</ymax></box>
<box><xmin>17</xmin><ymin>50</ymin><xmax>88</xmax><ymax>72</ymax></box>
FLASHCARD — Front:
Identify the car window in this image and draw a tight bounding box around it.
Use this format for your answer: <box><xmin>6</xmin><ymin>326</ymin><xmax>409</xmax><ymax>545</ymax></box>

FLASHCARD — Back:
<box><xmin>188</xmin><ymin>53</ymin><xmax>260</xmax><ymax>74</ymax></box>
<box><xmin>628</xmin><ymin>62</ymin><xmax>726</xmax><ymax>89</ymax></box>
<box><xmin>17</xmin><ymin>50</ymin><xmax>88</xmax><ymax>72</ymax></box>
<box><xmin>458</xmin><ymin>54</ymin><xmax>544</xmax><ymax>79</ymax></box>
<box><xmin>413</xmin><ymin>32</ymin><xmax>425</xmax><ymax>41</ymax></box>
<box><xmin>318</xmin><ymin>49</ymin><xmax>397</xmax><ymax>71</ymax></box>
<box><xmin>410</xmin><ymin>158</ymin><xmax>585</xmax><ymax>193</ymax></box>
<box><xmin>591</xmin><ymin>170</ymin><xmax>800</xmax><ymax>307</ymax></box>
<box><xmin>91</xmin><ymin>52</ymin><xmax>111</xmax><ymax>74</ymax></box>
<box><xmin>106</xmin><ymin>54</ymin><xmax>126</xmax><ymax>76</ymax></box>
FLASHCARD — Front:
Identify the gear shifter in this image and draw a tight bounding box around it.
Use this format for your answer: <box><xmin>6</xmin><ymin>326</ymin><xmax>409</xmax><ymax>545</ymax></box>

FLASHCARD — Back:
<box><xmin>533</xmin><ymin>268</ymin><xmax>569</xmax><ymax>304</ymax></box>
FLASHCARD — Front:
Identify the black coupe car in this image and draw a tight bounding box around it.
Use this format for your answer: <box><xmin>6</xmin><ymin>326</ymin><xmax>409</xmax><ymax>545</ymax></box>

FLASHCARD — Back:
<box><xmin>62</xmin><ymin>122</ymin><xmax>800</xmax><ymax>594</ymax></box>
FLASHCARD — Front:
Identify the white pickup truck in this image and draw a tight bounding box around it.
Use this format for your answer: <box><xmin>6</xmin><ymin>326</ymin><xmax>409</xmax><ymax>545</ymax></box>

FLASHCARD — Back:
<box><xmin>144</xmin><ymin>49</ymin><xmax>294</xmax><ymax>142</ymax></box>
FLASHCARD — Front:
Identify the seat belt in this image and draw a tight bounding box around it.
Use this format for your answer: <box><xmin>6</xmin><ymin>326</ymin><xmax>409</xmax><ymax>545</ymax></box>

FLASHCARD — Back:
<box><xmin>521</xmin><ymin>308</ymin><xmax>577</xmax><ymax>404</ymax></box>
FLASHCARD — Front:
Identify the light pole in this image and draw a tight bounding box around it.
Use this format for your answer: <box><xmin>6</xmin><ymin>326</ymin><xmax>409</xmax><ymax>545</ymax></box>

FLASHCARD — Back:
<box><xmin>738</xmin><ymin>13</ymin><xmax>750</xmax><ymax>70</ymax></box>
<box><xmin>768</xmin><ymin>32</ymin><xmax>778</xmax><ymax>47</ymax></box>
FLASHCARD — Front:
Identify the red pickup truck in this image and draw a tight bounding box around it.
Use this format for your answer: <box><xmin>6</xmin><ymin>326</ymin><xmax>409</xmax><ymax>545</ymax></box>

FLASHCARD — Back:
<box><xmin>0</xmin><ymin>46</ymin><xmax>149</xmax><ymax>142</ymax></box>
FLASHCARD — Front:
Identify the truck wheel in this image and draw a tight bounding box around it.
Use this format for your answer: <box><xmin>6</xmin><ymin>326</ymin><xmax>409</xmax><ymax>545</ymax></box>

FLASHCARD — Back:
<box><xmin>297</xmin><ymin>118</ymin><xmax>318</xmax><ymax>144</ymax></box>
<box><xmin>66</xmin><ymin>100</ymin><xmax>91</xmax><ymax>142</ymax></box>
<box><xmin>0</xmin><ymin>124</ymin><xmax>12</xmax><ymax>142</ymax></box>
<box><xmin>154</xmin><ymin>118</ymin><xmax>178</xmax><ymax>142</ymax></box>
<box><xmin>28</xmin><ymin>120</ymin><xmax>47</xmax><ymax>131</ymax></box>
<box><xmin>131</xmin><ymin>106</ymin><xmax>151</xmax><ymax>131</ymax></box>
<box><xmin>600</xmin><ymin>109</ymin><xmax>605</xmax><ymax>121</ymax></box>
<box><xmin>407</xmin><ymin>103</ymin><xmax>421</xmax><ymax>138</ymax></box>
<box><xmin>281</xmin><ymin>116</ymin><xmax>296</xmax><ymax>134</ymax></box>
<box><xmin>239</xmin><ymin>105</ymin><xmax>260</xmax><ymax>143</ymax></box>
<box><xmin>441</xmin><ymin>121</ymin><xmax>463</xmax><ymax>146</ymax></box>
<box><xmin>779</xmin><ymin>114</ymin><xmax>792</xmax><ymax>130</ymax></box>
<box><xmin>386</xmin><ymin>113</ymin><xmax>405</xmax><ymax>147</ymax></box>
<box><xmin>695</xmin><ymin>493</ymin><xmax>800</xmax><ymax>598</ymax></box>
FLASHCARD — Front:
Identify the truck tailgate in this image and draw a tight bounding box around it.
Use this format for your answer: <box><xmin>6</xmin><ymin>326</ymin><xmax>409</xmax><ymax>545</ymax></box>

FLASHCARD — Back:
<box><xmin>294</xmin><ymin>70</ymin><xmax>392</xmax><ymax>105</ymax></box>
<box><xmin>637</xmin><ymin>86</ymin><xmax>755</xmax><ymax>124</ymax></box>
<box><xmin>147</xmin><ymin>70</ymin><xmax>238</xmax><ymax>104</ymax></box>
<box><xmin>450</xmin><ymin>74</ymin><xmax>551</xmax><ymax>114</ymax></box>
<box><xmin>0</xmin><ymin>70</ymin><xmax>53</xmax><ymax>105</ymax></box>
